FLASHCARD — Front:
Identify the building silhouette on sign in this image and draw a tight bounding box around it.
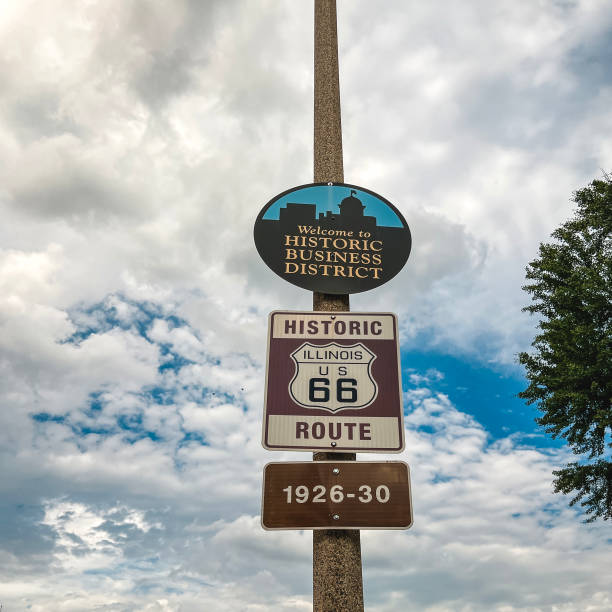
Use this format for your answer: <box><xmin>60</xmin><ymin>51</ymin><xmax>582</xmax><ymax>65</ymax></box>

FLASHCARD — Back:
<box><xmin>278</xmin><ymin>190</ymin><xmax>377</xmax><ymax>234</ymax></box>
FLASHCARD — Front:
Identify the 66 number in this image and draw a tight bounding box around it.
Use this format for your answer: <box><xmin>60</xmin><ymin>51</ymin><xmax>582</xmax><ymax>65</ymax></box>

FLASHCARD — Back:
<box><xmin>309</xmin><ymin>377</ymin><xmax>357</xmax><ymax>403</ymax></box>
<box><xmin>282</xmin><ymin>484</ymin><xmax>390</xmax><ymax>504</ymax></box>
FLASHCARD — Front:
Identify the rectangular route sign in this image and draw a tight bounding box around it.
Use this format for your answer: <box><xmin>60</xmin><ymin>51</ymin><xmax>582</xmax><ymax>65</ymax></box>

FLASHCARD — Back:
<box><xmin>261</xmin><ymin>461</ymin><xmax>413</xmax><ymax>530</ymax></box>
<box><xmin>262</xmin><ymin>311</ymin><xmax>404</xmax><ymax>452</ymax></box>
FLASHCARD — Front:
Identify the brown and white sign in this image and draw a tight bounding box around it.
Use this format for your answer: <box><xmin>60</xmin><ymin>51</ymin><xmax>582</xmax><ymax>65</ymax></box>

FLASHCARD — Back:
<box><xmin>262</xmin><ymin>311</ymin><xmax>404</xmax><ymax>452</ymax></box>
<box><xmin>261</xmin><ymin>461</ymin><xmax>413</xmax><ymax>530</ymax></box>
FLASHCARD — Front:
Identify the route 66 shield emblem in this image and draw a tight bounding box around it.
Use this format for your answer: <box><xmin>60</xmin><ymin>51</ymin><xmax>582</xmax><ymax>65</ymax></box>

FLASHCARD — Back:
<box><xmin>289</xmin><ymin>342</ymin><xmax>378</xmax><ymax>412</ymax></box>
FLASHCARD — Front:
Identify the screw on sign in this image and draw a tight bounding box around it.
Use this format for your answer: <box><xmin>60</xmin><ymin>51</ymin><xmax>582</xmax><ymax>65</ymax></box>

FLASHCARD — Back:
<box><xmin>261</xmin><ymin>461</ymin><xmax>413</xmax><ymax>530</ymax></box>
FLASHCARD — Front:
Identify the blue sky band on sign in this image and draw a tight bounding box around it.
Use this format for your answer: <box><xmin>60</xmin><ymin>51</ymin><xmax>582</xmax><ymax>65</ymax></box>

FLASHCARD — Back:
<box><xmin>254</xmin><ymin>183</ymin><xmax>412</xmax><ymax>294</ymax></box>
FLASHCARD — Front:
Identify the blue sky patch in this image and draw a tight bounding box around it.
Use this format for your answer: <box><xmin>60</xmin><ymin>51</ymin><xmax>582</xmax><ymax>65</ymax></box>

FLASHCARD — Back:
<box><xmin>402</xmin><ymin>348</ymin><xmax>564</xmax><ymax>449</ymax></box>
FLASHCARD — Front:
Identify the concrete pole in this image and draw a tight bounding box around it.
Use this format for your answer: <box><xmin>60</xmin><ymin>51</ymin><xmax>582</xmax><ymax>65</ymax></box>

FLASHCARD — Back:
<box><xmin>313</xmin><ymin>0</ymin><xmax>348</xmax><ymax>313</ymax></box>
<box><xmin>312</xmin><ymin>2</ymin><xmax>364</xmax><ymax>610</ymax></box>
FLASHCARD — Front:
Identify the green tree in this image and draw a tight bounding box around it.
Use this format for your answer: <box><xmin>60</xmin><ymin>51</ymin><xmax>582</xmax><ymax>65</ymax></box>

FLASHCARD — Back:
<box><xmin>519</xmin><ymin>175</ymin><xmax>612</xmax><ymax>521</ymax></box>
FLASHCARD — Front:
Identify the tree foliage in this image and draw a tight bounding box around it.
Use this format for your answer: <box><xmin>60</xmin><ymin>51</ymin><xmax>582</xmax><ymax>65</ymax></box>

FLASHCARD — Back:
<box><xmin>519</xmin><ymin>176</ymin><xmax>612</xmax><ymax>521</ymax></box>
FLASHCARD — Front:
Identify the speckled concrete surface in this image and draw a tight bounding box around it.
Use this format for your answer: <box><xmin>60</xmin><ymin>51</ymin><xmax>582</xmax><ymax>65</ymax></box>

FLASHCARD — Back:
<box><xmin>312</xmin><ymin>0</ymin><xmax>349</xmax><ymax>315</ymax></box>
<box><xmin>314</xmin><ymin>0</ymin><xmax>344</xmax><ymax>185</ymax></box>
<box><xmin>313</xmin><ymin>527</ymin><xmax>364</xmax><ymax>611</ymax></box>
<box><xmin>312</xmin><ymin>3</ymin><xmax>364</xmax><ymax>609</ymax></box>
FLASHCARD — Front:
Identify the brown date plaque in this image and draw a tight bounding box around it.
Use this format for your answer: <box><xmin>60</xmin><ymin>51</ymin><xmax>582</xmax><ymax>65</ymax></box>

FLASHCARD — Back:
<box><xmin>261</xmin><ymin>461</ymin><xmax>412</xmax><ymax>530</ymax></box>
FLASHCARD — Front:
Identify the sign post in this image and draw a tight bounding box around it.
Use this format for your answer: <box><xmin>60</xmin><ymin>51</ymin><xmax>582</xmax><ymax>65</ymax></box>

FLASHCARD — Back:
<box><xmin>253</xmin><ymin>3</ymin><xmax>414</xmax><ymax>610</ymax></box>
<box><xmin>312</xmin><ymin>2</ymin><xmax>363</xmax><ymax>610</ymax></box>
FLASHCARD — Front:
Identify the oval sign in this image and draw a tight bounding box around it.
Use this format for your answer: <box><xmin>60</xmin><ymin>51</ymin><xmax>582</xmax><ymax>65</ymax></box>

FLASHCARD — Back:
<box><xmin>254</xmin><ymin>183</ymin><xmax>411</xmax><ymax>294</ymax></box>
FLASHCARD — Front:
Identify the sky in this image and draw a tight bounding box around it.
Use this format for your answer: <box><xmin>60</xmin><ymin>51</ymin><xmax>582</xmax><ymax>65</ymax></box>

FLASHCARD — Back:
<box><xmin>0</xmin><ymin>0</ymin><xmax>611</xmax><ymax>610</ymax></box>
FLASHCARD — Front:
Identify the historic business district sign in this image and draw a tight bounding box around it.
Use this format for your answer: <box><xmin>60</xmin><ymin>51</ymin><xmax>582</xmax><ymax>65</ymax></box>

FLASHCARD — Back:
<box><xmin>261</xmin><ymin>461</ymin><xmax>413</xmax><ymax>530</ymax></box>
<box><xmin>253</xmin><ymin>183</ymin><xmax>412</xmax><ymax>294</ymax></box>
<box><xmin>262</xmin><ymin>311</ymin><xmax>404</xmax><ymax>453</ymax></box>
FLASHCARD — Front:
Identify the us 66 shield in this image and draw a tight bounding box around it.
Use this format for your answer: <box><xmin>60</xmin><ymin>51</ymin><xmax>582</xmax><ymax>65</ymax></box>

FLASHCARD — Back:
<box><xmin>262</xmin><ymin>311</ymin><xmax>404</xmax><ymax>453</ymax></box>
<box><xmin>289</xmin><ymin>342</ymin><xmax>377</xmax><ymax>412</ymax></box>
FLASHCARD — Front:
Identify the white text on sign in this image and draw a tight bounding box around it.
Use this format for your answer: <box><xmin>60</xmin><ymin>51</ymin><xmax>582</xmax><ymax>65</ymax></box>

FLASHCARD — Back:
<box><xmin>272</xmin><ymin>313</ymin><xmax>395</xmax><ymax>340</ymax></box>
